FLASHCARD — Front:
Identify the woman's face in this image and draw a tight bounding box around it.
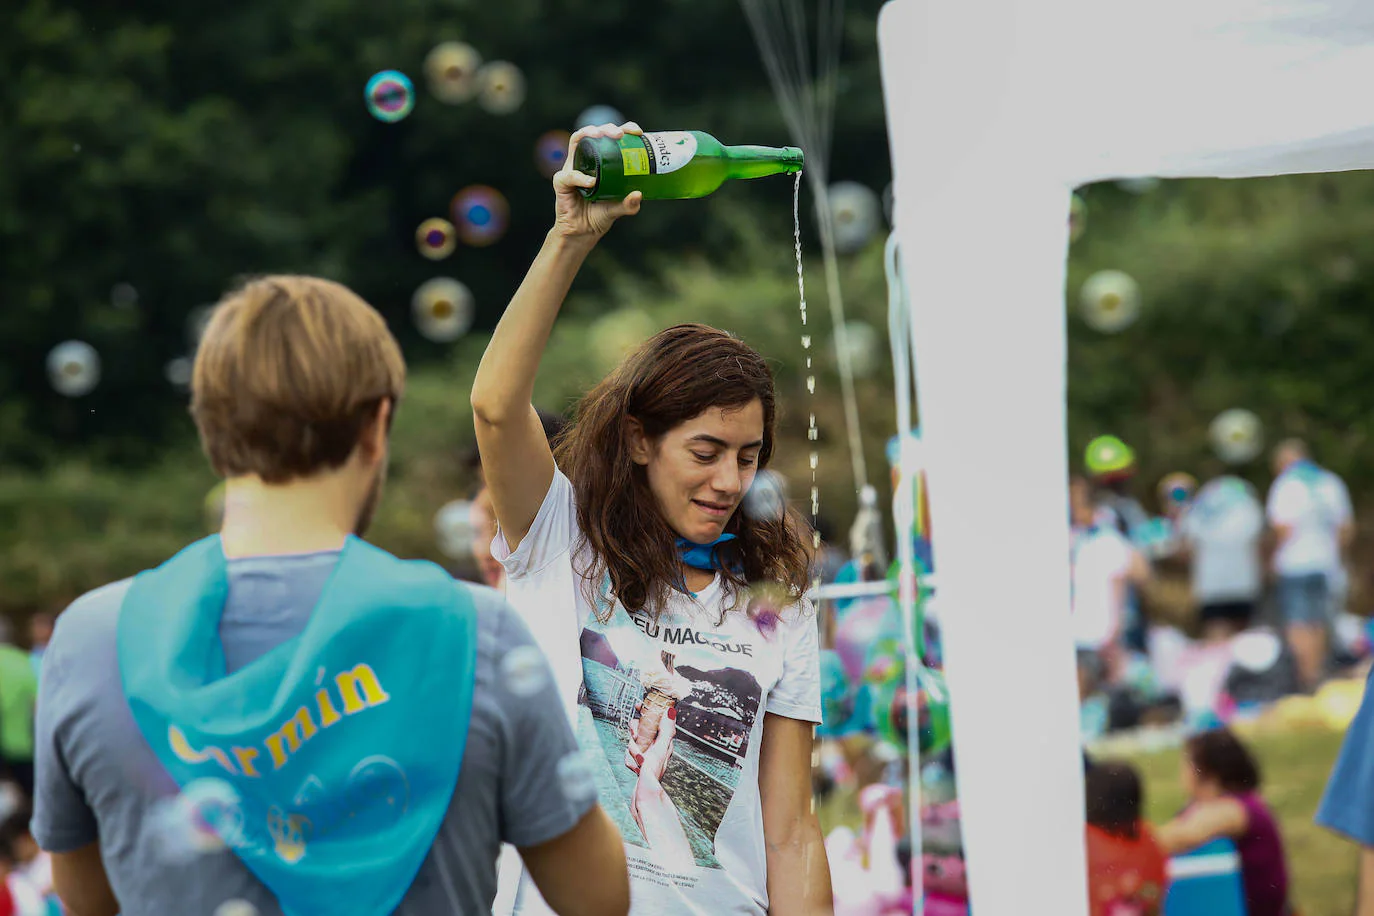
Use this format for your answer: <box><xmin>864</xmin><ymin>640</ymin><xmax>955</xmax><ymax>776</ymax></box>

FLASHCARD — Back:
<box><xmin>469</xmin><ymin>488</ymin><xmax>504</xmax><ymax>588</ymax></box>
<box><xmin>631</xmin><ymin>400</ymin><xmax>766</xmax><ymax>545</ymax></box>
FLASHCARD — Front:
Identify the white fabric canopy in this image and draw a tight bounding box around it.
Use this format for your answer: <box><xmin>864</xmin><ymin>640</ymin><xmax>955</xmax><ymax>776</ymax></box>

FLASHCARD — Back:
<box><xmin>877</xmin><ymin>3</ymin><xmax>1374</xmax><ymax>913</ymax></box>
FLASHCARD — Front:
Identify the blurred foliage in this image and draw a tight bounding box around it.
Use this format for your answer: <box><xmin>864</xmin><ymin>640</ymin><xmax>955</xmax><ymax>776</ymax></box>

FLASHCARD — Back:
<box><xmin>0</xmin><ymin>228</ymin><xmax>893</xmax><ymax>615</ymax></box>
<box><xmin>1067</xmin><ymin>174</ymin><xmax>1374</xmax><ymax>512</ymax></box>
<box><xmin>0</xmin><ymin>0</ymin><xmax>886</xmax><ymax>465</ymax></box>
<box><xmin>10</xmin><ymin>0</ymin><xmax>1374</xmax><ymax>617</ymax></box>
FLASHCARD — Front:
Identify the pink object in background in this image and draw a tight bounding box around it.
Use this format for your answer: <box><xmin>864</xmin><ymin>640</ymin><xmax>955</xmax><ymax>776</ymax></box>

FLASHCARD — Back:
<box><xmin>923</xmin><ymin>854</ymin><xmax>969</xmax><ymax>916</ymax></box>
<box><xmin>828</xmin><ymin>783</ymin><xmax>909</xmax><ymax>916</ymax></box>
<box><xmin>834</xmin><ymin>598</ymin><xmax>892</xmax><ymax>682</ymax></box>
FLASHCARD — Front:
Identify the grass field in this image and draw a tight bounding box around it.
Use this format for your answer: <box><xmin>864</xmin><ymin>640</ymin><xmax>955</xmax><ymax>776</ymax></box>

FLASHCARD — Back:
<box><xmin>817</xmin><ymin>723</ymin><xmax>1360</xmax><ymax>915</ymax></box>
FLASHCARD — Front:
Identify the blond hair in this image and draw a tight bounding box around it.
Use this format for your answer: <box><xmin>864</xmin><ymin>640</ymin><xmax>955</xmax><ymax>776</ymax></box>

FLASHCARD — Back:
<box><xmin>191</xmin><ymin>276</ymin><xmax>405</xmax><ymax>483</ymax></box>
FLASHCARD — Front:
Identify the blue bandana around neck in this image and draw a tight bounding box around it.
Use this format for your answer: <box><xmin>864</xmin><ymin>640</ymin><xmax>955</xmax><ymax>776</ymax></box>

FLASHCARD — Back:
<box><xmin>676</xmin><ymin>533</ymin><xmax>739</xmax><ymax>572</ymax></box>
<box><xmin>117</xmin><ymin>535</ymin><xmax>478</xmax><ymax>916</ymax></box>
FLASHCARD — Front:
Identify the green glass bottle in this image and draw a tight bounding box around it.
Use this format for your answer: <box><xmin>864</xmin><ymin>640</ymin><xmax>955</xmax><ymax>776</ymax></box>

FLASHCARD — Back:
<box><xmin>573</xmin><ymin>130</ymin><xmax>804</xmax><ymax>202</ymax></box>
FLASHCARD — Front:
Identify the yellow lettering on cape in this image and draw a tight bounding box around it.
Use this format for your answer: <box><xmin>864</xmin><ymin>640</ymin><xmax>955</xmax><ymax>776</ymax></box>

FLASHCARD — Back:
<box><xmin>231</xmin><ymin>746</ymin><xmax>261</xmax><ymax>778</ymax></box>
<box><xmin>315</xmin><ymin>688</ymin><xmax>342</xmax><ymax>728</ymax></box>
<box><xmin>264</xmin><ymin>708</ymin><xmax>319</xmax><ymax>770</ymax></box>
<box><xmin>334</xmin><ymin>664</ymin><xmax>391</xmax><ymax>715</ymax></box>
<box><xmin>167</xmin><ymin>725</ymin><xmax>238</xmax><ymax>776</ymax></box>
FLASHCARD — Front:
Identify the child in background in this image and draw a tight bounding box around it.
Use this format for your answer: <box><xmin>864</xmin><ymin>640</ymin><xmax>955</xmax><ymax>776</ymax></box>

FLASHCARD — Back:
<box><xmin>0</xmin><ymin>811</ymin><xmax>56</xmax><ymax>916</ymax></box>
<box><xmin>1084</xmin><ymin>761</ymin><xmax>1168</xmax><ymax>916</ymax></box>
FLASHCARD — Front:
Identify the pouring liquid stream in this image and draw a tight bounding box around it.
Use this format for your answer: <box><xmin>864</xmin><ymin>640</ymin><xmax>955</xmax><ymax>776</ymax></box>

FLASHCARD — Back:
<box><xmin>792</xmin><ymin>173</ymin><xmax>822</xmax><ymax>556</ymax></box>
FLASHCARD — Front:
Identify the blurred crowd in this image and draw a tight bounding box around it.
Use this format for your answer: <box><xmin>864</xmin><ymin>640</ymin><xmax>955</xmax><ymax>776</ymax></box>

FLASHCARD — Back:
<box><xmin>1071</xmin><ymin>433</ymin><xmax>1358</xmax><ymax>740</ymax></box>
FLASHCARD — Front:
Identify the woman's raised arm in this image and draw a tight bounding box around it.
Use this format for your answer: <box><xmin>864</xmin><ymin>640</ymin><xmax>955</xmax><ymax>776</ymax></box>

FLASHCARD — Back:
<box><xmin>470</xmin><ymin>122</ymin><xmax>643</xmax><ymax>550</ymax></box>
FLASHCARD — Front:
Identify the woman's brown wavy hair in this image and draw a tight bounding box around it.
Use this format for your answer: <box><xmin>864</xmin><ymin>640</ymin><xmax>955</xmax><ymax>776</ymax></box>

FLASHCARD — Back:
<box><xmin>554</xmin><ymin>323</ymin><xmax>813</xmax><ymax>623</ymax></box>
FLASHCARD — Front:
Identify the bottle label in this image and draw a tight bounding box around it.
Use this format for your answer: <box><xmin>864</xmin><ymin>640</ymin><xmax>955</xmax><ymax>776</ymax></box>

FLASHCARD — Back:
<box><xmin>620</xmin><ymin>137</ymin><xmax>651</xmax><ymax>177</ymax></box>
<box><xmin>642</xmin><ymin>132</ymin><xmax>697</xmax><ymax>174</ymax></box>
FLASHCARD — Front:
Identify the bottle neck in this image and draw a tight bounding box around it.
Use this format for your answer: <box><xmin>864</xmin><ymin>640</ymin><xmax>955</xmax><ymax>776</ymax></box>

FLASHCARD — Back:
<box><xmin>723</xmin><ymin>145</ymin><xmax>804</xmax><ymax>180</ymax></box>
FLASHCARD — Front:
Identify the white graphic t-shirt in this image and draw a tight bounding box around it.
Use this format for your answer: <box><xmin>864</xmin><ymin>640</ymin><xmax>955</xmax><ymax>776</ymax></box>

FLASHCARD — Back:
<box><xmin>494</xmin><ymin>469</ymin><xmax>822</xmax><ymax>916</ymax></box>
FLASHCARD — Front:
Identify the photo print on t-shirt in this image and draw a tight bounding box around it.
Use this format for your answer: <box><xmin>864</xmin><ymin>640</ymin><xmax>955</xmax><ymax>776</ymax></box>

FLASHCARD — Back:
<box><xmin>576</xmin><ymin>608</ymin><xmax>763</xmax><ymax>874</ymax></box>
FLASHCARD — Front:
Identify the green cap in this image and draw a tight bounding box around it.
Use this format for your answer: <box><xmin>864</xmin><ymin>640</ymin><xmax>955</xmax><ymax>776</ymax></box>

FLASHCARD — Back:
<box><xmin>1085</xmin><ymin>435</ymin><xmax>1135</xmax><ymax>476</ymax></box>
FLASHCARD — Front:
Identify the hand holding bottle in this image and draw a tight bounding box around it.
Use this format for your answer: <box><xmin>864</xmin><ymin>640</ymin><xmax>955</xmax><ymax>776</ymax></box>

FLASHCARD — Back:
<box><xmin>553</xmin><ymin>122</ymin><xmax>644</xmax><ymax>240</ymax></box>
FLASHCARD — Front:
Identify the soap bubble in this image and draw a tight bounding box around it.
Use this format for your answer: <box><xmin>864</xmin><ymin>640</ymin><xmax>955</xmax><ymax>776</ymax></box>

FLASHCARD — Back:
<box><xmin>555</xmin><ymin>751</ymin><xmax>598</xmax><ymax>805</ymax></box>
<box><xmin>536</xmin><ymin>130</ymin><xmax>572</xmax><ymax>178</ymax></box>
<box><xmin>434</xmin><ymin>498</ymin><xmax>477</xmax><ymax>558</ymax></box>
<box><xmin>150</xmin><ymin>778</ymin><xmax>243</xmax><ymax>862</ymax></box>
<box><xmin>1117</xmin><ymin>176</ymin><xmax>1160</xmax><ymax>194</ymax></box>
<box><xmin>1079</xmin><ymin>269</ymin><xmax>1141</xmax><ymax>333</ymax></box>
<box><xmin>348</xmin><ymin>757</ymin><xmax>410</xmax><ymax>817</ymax></box>
<box><xmin>47</xmin><ymin>340</ymin><xmax>100</xmax><ymax>397</ymax></box>
<box><xmin>165</xmin><ymin>356</ymin><xmax>193</xmax><ymax>391</ymax></box>
<box><xmin>424</xmin><ymin>42</ymin><xmax>482</xmax><ymax>104</ymax></box>
<box><xmin>833</xmin><ymin>320</ymin><xmax>879</xmax><ymax>378</ymax></box>
<box><xmin>364</xmin><ymin>70</ymin><xmax>415</xmax><ymax>123</ymax></box>
<box><xmin>450</xmin><ymin>185</ymin><xmax>509</xmax><ymax>247</ymax></box>
<box><xmin>575</xmin><ymin>105</ymin><xmax>624</xmax><ymax>129</ymax></box>
<box><xmin>827</xmin><ymin>181</ymin><xmax>880</xmax><ymax>254</ymax></box>
<box><xmin>477</xmin><ymin>61</ymin><xmax>526</xmax><ymax>115</ymax></box>
<box><xmin>1069</xmin><ymin>193</ymin><xmax>1087</xmax><ymax>242</ymax></box>
<box><xmin>501</xmin><ymin>646</ymin><xmax>550</xmax><ymax>697</ymax></box>
<box><xmin>214</xmin><ymin>901</ymin><xmax>259</xmax><ymax>916</ymax></box>
<box><xmin>412</xmin><ymin>278</ymin><xmax>474</xmax><ymax>344</ymax></box>
<box><xmin>1209</xmin><ymin>408</ymin><xmax>1264</xmax><ymax>465</ymax></box>
<box><xmin>742</xmin><ymin>470</ymin><xmax>788</xmax><ymax>523</ymax></box>
<box><xmin>415</xmin><ymin>218</ymin><xmax>457</xmax><ymax>260</ymax></box>
<box><xmin>110</xmin><ymin>282</ymin><xmax>139</xmax><ymax>309</ymax></box>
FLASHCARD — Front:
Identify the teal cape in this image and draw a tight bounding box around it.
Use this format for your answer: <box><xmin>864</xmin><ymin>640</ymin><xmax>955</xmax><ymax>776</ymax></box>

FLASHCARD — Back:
<box><xmin>117</xmin><ymin>536</ymin><xmax>477</xmax><ymax>916</ymax></box>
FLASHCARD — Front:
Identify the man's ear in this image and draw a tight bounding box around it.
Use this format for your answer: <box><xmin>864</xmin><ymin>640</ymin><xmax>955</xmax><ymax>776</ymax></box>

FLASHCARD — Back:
<box><xmin>626</xmin><ymin>417</ymin><xmax>652</xmax><ymax>466</ymax></box>
<box><xmin>361</xmin><ymin>398</ymin><xmax>392</xmax><ymax>464</ymax></box>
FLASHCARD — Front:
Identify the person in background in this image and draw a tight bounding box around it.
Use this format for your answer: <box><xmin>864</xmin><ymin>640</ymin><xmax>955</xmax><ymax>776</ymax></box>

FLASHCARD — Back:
<box><xmin>1084</xmin><ymin>436</ymin><xmax>1151</xmax><ymax>654</ymax></box>
<box><xmin>1266</xmin><ymin>438</ymin><xmax>1352</xmax><ymax>691</ymax></box>
<box><xmin>1315</xmin><ymin>628</ymin><xmax>1374</xmax><ymax>916</ymax></box>
<box><xmin>1179</xmin><ymin>473</ymin><xmax>1265</xmax><ymax>642</ymax></box>
<box><xmin>0</xmin><ymin>808</ymin><xmax>55</xmax><ymax>915</ymax></box>
<box><xmin>31</xmin><ymin>276</ymin><xmax>628</xmax><ymax>916</ymax></box>
<box><xmin>811</xmin><ymin>515</ymin><xmax>850</xmax><ymax>586</ymax></box>
<box><xmin>1084</xmin><ymin>436</ymin><xmax>1151</xmax><ymax>538</ymax></box>
<box><xmin>1072</xmin><ymin>478</ymin><xmax>1151</xmax><ymax>692</ymax></box>
<box><xmin>1084</xmin><ymin>760</ymin><xmax>1168</xmax><ymax>916</ymax></box>
<box><xmin>469</xmin><ymin>487</ymin><xmax>506</xmax><ymax>590</ymax></box>
<box><xmin>1157</xmin><ymin>473</ymin><xmax>1196</xmax><ymax>528</ymax></box>
<box><xmin>467</xmin><ymin>409</ymin><xmax>568</xmax><ymax>592</ymax></box>
<box><xmin>27</xmin><ymin>615</ymin><xmax>53</xmax><ymax>681</ymax></box>
<box><xmin>1157</xmin><ymin>728</ymin><xmax>1291</xmax><ymax>916</ymax></box>
<box><xmin>0</xmin><ymin>642</ymin><xmax>37</xmax><ymax>800</ymax></box>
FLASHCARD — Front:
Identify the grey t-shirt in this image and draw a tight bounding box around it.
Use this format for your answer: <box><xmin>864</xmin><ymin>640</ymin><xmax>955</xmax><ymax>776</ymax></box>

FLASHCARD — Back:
<box><xmin>33</xmin><ymin>551</ymin><xmax>591</xmax><ymax>916</ymax></box>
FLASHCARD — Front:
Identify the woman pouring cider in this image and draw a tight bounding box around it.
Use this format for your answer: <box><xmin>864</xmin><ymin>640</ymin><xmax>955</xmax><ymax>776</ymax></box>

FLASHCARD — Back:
<box><xmin>471</xmin><ymin>121</ymin><xmax>831</xmax><ymax>915</ymax></box>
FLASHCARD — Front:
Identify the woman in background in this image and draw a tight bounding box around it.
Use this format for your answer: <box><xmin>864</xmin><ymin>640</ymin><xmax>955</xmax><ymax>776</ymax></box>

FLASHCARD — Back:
<box><xmin>1156</xmin><ymin>728</ymin><xmax>1291</xmax><ymax>916</ymax></box>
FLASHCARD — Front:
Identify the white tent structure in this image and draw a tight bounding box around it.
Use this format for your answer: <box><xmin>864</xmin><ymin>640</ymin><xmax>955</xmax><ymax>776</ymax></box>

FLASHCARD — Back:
<box><xmin>877</xmin><ymin>2</ymin><xmax>1374</xmax><ymax>913</ymax></box>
